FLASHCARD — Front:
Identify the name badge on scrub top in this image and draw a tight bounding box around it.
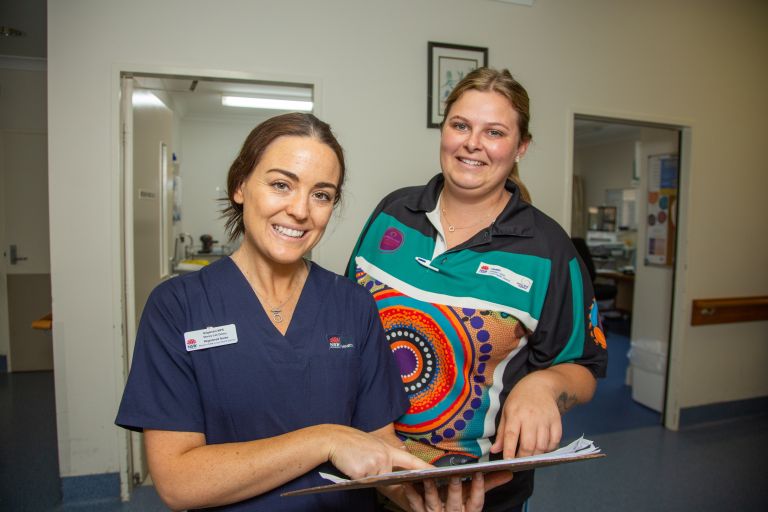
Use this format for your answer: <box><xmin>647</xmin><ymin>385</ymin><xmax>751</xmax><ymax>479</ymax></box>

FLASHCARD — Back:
<box><xmin>184</xmin><ymin>324</ymin><xmax>238</xmax><ymax>352</ymax></box>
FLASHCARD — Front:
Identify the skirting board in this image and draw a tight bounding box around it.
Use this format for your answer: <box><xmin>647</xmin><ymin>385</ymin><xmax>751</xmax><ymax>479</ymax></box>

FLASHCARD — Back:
<box><xmin>679</xmin><ymin>396</ymin><xmax>768</xmax><ymax>428</ymax></box>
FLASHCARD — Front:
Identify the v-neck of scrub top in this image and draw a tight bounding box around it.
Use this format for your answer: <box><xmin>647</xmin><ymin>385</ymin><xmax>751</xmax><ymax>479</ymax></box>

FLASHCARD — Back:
<box><xmin>224</xmin><ymin>256</ymin><xmax>319</xmax><ymax>362</ymax></box>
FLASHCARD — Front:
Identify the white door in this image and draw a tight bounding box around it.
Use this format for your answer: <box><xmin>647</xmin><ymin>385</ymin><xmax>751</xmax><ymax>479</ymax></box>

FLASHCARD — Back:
<box><xmin>0</xmin><ymin>129</ymin><xmax>52</xmax><ymax>372</ymax></box>
<box><xmin>119</xmin><ymin>75</ymin><xmax>145</xmax><ymax>496</ymax></box>
<box><xmin>120</xmin><ymin>74</ymin><xmax>176</xmax><ymax>496</ymax></box>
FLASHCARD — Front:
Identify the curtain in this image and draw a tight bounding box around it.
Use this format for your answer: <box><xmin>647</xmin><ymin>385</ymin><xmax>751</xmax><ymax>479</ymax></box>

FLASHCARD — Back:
<box><xmin>571</xmin><ymin>175</ymin><xmax>587</xmax><ymax>237</ymax></box>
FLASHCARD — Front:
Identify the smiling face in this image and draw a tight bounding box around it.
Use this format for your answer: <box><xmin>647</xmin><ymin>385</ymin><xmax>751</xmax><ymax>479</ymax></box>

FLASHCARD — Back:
<box><xmin>233</xmin><ymin>135</ymin><xmax>341</xmax><ymax>267</ymax></box>
<box><xmin>440</xmin><ymin>89</ymin><xmax>530</xmax><ymax>199</ymax></box>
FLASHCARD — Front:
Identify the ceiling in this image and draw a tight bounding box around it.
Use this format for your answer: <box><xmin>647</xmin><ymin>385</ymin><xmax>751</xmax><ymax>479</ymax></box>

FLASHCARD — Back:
<box><xmin>574</xmin><ymin>119</ymin><xmax>642</xmax><ymax>147</ymax></box>
<box><xmin>131</xmin><ymin>75</ymin><xmax>314</xmax><ymax>121</ymax></box>
<box><xmin>0</xmin><ymin>1</ymin><xmax>309</xmax><ymax>121</ymax></box>
<box><xmin>0</xmin><ymin>0</ymin><xmax>46</xmax><ymax>59</ymax></box>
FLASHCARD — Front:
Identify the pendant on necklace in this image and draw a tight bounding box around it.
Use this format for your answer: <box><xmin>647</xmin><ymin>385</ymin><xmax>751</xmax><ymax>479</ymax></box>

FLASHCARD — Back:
<box><xmin>448</xmin><ymin>225</ymin><xmax>455</xmax><ymax>232</ymax></box>
<box><xmin>270</xmin><ymin>308</ymin><xmax>283</xmax><ymax>323</ymax></box>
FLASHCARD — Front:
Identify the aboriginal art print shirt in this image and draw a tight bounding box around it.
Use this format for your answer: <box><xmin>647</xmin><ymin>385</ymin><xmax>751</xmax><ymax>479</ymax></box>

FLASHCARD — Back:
<box><xmin>347</xmin><ymin>174</ymin><xmax>607</xmax><ymax>464</ymax></box>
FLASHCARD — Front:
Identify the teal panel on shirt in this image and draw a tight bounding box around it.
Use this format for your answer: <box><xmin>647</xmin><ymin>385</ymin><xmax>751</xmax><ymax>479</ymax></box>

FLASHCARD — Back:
<box><xmin>356</xmin><ymin>213</ymin><xmax>551</xmax><ymax>322</ymax></box>
<box><xmin>553</xmin><ymin>257</ymin><xmax>586</xmax><ymax>364</ymax></box>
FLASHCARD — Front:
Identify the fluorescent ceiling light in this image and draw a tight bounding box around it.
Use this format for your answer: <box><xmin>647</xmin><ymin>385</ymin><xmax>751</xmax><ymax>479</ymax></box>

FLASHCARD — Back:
<box><xmin>222</xmin><ymin>95</ymin><xmax>313</xmax><ymax>112</ymax></box>
<box><xmin>132</xmin><ymin>90</ymin><xmax>166</xmax><ymax>108</ymax></box>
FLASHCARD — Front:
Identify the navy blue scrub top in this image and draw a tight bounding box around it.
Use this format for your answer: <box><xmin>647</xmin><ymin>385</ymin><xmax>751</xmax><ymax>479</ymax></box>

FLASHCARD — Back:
<box><xmin>116</xmin><ymin>257</ymin><xmax>409</xmax><ymax>511</ymax></box>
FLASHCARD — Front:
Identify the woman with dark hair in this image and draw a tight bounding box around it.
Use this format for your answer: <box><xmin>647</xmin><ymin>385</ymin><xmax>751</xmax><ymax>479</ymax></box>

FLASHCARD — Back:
<box><xmin>348</xmin><ymin>68</ymin><xmax>608</xmax><ymax>511</ymax></box>
<box><xmin>116</xmin><ymin>113</ymin><xmax>436</xmax><ymax>511</ymax></box>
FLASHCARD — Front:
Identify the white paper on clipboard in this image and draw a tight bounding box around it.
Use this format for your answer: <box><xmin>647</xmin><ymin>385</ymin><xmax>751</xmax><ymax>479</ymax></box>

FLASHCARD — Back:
<box><xmin>282</xmin><ymin>436</ymin><xmax>604</xmax><ymax>497</ymax></box>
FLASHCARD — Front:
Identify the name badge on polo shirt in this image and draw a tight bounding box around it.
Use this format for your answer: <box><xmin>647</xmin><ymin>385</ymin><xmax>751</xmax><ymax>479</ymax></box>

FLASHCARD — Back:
<box><xmin>476</xmin><ymin>262</ymin><xmax>533</xmax><ymax>293</ymax></box>
<box><xmin>184</xmin><ymin>324</ymin><xmax>238</xmax><ymax>352</ymax></box>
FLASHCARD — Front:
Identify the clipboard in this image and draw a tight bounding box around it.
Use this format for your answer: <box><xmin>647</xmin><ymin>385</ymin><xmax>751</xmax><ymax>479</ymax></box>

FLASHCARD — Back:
<box><xmin>283</xmin><ymin>437</ymin><xmax>604</xmax><ymax>497</ymax></box>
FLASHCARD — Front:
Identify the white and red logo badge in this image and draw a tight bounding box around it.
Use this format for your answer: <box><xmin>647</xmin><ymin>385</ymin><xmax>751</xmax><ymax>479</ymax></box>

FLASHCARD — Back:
<box><xmin>328</xmin><ymin>334</ymin><xmax>354</xmax><ymax>350</ymax></box>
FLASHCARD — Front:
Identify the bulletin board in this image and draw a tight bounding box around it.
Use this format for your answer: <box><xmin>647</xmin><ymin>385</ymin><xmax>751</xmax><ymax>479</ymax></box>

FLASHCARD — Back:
<box><xmin>645</xmin><ymin>154</ymin><xmax>678</xmax><ymax>267</ymax></box>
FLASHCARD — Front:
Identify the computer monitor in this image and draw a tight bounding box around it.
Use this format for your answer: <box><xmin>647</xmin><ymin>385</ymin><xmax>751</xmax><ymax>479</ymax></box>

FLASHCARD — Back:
<box><xmin>588</xmin><ymin>205</ymin><xmax>617</xmax><ymax>232</ymax></box>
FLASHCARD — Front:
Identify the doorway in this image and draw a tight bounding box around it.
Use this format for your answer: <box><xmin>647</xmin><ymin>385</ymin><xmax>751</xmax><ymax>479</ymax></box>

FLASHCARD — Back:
<box><xmin>564</xmin><ymin>115</ymin><xmax>682</xmax><ymax>439</ymax></box>
<box><xmin>0</xmin><ymin>61</ymin><xmax>60</xmax><ymax>509</ymax></box>
<box><xmin>1</xmin><ymin>130</ymin><xmax>52</xmax><ymax>373</ymax></box>
<box><xmin>118</xmin><ymin>71</ymin><xmax>316</xmax><ymax>498</ymax></box>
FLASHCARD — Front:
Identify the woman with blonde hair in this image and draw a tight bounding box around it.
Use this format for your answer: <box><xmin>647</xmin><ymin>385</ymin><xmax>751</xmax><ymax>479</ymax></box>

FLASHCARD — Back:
<box><xmin>349</xmin><ymin>68</ymin><xmax>607</xmax><ymax>511</ymax></box>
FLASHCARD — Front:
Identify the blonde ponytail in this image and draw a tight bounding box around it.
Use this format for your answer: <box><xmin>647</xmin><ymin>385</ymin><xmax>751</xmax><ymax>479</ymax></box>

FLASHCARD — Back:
<box><xmin>508</xmin><ymin>164</ymin><xmax>531</xmax><ymax>203</ymax></box>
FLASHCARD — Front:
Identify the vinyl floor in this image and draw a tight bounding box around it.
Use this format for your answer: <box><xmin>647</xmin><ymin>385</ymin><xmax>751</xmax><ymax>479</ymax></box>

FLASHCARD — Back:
<box><xmin>1</xmin><ymin>318</ymin><xmax>765</xmax><ymax>511</ymax></box>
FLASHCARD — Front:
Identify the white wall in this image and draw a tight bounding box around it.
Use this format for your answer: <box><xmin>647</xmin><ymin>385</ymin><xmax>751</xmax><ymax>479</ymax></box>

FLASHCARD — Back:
<box><xmin>48</xmin><ymin>0</ymin><xmax>768</xmax><ymax>480</ymax></box>
<box><xmin>177</xmin><ymin>117</ymin><xmax>265</xmax><ymax>252</ymax></box>
<box><xmin>575</xmin><ymin>139</ymin><xmax>636</xmax><ymax>212</ymax></box>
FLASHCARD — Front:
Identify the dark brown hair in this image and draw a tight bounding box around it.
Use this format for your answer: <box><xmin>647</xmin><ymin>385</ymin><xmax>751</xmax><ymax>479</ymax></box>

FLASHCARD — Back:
<box><xmin>222</xmin><ymin>112</ymin><xmax>346</xmax><ymax>241</ymax></box>
<box><xmin>441</xmin><ymin>67</ymin><xmax>532</xmax><ymax>202</ymax></box>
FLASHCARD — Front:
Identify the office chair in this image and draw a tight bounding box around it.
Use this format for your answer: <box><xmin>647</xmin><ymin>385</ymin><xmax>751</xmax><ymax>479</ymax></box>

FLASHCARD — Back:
<box><xmin>571</xmin><ymin>237</ymin><xmax>618</xmax><ymax>315</ymax></box>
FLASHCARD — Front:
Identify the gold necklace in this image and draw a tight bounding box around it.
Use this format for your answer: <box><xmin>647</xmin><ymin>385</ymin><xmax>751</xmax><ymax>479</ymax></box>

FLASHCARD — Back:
<box><xmin>251</xmin><ymin>265</ymin><xmax>306</xmax><ymax>323</ymax></box>
<box><xmin>440</xmin><ymin>195</ymin><xmax>501</xmax><ymax>233</ymax></box>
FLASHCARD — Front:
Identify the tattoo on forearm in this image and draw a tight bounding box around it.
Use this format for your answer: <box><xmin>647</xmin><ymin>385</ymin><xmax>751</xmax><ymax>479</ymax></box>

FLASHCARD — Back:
<box><xmin>557</xmin><ymin>392</ymin><xmax>578</xmax><ymax>413</ymax></box>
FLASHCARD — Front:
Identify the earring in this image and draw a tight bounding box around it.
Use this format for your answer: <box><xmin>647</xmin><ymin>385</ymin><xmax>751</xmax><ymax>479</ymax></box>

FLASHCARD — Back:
<box><xmin>515</xmin><ymin>155</ymin><xmax>520</xmax><ymax>163</ymax></box>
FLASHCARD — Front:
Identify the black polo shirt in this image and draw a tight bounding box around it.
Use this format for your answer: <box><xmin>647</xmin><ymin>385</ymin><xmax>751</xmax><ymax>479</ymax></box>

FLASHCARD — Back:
<box><xmin>347</xmin><ymin>174</ymin><xmax>607</xmax><ymax>509</ymax></box>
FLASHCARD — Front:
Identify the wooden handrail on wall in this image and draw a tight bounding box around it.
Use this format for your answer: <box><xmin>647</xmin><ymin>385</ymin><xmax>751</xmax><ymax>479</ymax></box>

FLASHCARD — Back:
<box><xmin>691</xmin><ymin>296</ymin><xmax>768</xmax><ymax>326</ymax></box>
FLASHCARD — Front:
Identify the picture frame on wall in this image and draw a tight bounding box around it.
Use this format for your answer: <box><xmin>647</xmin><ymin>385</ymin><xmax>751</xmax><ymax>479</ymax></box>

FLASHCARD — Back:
<box><xmin>427</xmin><ymin>42</ymin><xmax>488</xmax><ymax>128</ymax></box>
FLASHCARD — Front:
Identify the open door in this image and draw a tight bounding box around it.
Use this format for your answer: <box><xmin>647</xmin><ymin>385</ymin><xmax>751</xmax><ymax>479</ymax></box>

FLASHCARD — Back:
<box><xmin>121</xmin><ymin>72</ymin><xmax>178</xmax><ymax>497</ymax></box>
<box><xmin>117</xmin><ymin>70</ymin><xmax>317</xmax><ymax>500</ymax></box>
<box><xmin>569</xmin><ymin>115</ymin><xmax>682</xmax><ymax>437</ymax></box>
<box><xmin>119</xmin><ymin>74</ymin><xmax>148</xmax><ymax>498</ymax></box>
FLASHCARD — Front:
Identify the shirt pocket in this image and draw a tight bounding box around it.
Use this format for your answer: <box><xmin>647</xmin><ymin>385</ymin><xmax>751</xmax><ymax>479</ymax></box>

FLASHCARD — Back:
<box><xmin>308</xmin><ymin>335</ymin><xmax>361</xmax><ymax>426</ymax></box>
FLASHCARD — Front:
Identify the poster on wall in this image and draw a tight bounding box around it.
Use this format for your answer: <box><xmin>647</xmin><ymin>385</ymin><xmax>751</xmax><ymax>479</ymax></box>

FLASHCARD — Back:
<box><xmin>172</xmin><ymin>175</ymin><xmax>182</xmax><ymax>223</ymax></box>
<box><xmin>645</xmin><ymin>154</ymin><xmax>678</xmax><ymax>267</ymax></box>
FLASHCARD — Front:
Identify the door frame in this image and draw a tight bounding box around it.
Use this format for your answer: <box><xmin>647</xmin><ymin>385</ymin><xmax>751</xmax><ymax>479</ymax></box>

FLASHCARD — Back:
<box><xmin>565</xmin><ymin>108</ymin><xmax>692</xmax><ymax>432</ymax></box>
<box><xmin>0</xmin><ymin>128</ymin><xmax>9</xmax><ymax>372</ymax></box>
<box><xmin>111</xmin><ymin>63</ymin><xmax>322</xmax><ymax>501</ymax></box>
